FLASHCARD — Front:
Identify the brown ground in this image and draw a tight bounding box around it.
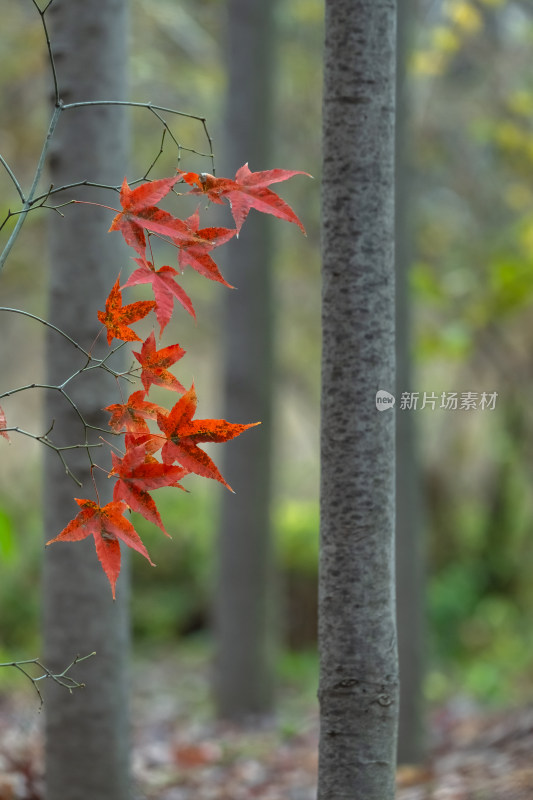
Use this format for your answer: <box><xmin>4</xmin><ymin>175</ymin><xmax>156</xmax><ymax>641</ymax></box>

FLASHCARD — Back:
<box><xmin>0</xmin><ymin>651</ymin><xmax>532</xmax><ymax>799</ymax></box>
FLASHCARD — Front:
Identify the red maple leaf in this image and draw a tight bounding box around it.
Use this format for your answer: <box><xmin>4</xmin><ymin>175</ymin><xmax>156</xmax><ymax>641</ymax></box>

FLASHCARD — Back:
<box><xmin>125</xmin><ymin>430</ymin><xmax>164</xmax><ymax>456</ymax></box>
<box><xmin>122</xmin><ymin>257</ymin><xmax>195</xmax><ymax>334</ymax></box>
<box><xmin>108</xmin><ymin>176</ymin><xmax>180</xmax><ymax>255</ymax></box>
<box><xmin>156</xmin><ymin>383</ymin><xmax>260</xmax><ymax>491</ymax></box>
<box><xmin>110</xmin><ymin>444</ymin><xmax>188</xmax><ymax>535</ymax></box>
<box><xmin>0</xmin><ymin>404</ymin><xmax>9</xmax><ymax>441</ymax></box>
<box><xmin>178</xmin><ymin>163</ymin><xmax>310</xmax><ymax>233</ymax></box>
<box><xmin>105</xmin><ymin>390</ymin><xmax>166</xmax><ymax>433</ymax></box>
<box><xmin>133</xmin><ymin>331</ymin><xmax>186</xmax><ymax>393</ymax></box>
<box><xmin>46</xmin><ymin>498</ymin><xmax>154</xmax><ymax>599</ymax></box>
<box><xmin>97</xmin><ymin>277</ymin><xmax>155</xmax><ymax>345</ymax></box>
<box><xmin>169</xmin><ymin>210</ymin><xmax>236</xmax><ymax>286</ymax></box>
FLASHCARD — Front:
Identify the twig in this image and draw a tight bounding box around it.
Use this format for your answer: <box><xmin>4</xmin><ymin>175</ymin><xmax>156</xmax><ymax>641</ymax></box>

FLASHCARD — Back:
<box><xmin>1</xmin><ymin>425</ymin><xmax>103</xmax><ymax>486</ymax></box>
<box><xmin>31</xmin><ymin>0</ymin><xmax>59</xmax><ymax>105</ymax></box>
<box><xmin>0</xmin><ymin>652</ymin><xmax>96</xmax><ymax>710</ymax></box>
<box><xmin>144</xmin><ymin>129</ymin><xmax>167</xmax><ymax>179</ymax></box>
<box><xmin>0</xmin><ymin>103</ymin><xmax>63</xmax><ymax>272</ymax></box>
<box><xmin>0</xmin><ymin>100</ymin><xmax>214</xmax><ymax>268</ymax></box>
<box><xmin>0</xmin><ymin>308</ymin><xmax>133</xmax><ymax>380</ymax></box>
<box><xmin>0</xmin><ymin>382</ymin><xmax>118</xmax><ymax>436</ymax></box>
<box><xmin>61</xmin><ymin>100</ymin><xmax>215</xmax><ymax>172</ymax></box>
<box><xmin>30</xmin><ymin>182</ymin><xmax>120</xmax><ymax>206</ymax></box>
<box><xmin>0</xmin><ymin>306</ymin><xmax>91</xmax><ymax>357</ymax></box>
<box><xmin>0</xmin><ymin>155</ymin><xmax>25</xmax><ymax>202</ymax></box>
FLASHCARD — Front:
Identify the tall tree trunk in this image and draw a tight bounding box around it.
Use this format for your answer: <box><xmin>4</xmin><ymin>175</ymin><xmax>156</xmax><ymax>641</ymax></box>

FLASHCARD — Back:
<box><xmin>213</xmin><ymin>0</ymin><xmax>276</xmax><ymax>720</ymax></box>
<box><xmin>42</xmin><ymin>2</ymin><xmax>130</xmax><ymax>799</ymax></box>
<box><xmin>318</xmin><ymin>1</ymin><xmax>399</xmax><ymax>798</ymax></box>
<box><xmin>395</xmin><ymin>0</ymin><xmax>426</xmax><ymax>765</ymax></box>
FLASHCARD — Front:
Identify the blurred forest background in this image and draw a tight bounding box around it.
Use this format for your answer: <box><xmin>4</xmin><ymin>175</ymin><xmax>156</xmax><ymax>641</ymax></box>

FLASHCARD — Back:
<box><xmin>1</xmin><ymin>0</ymin><xmax>533</xmax><ymax>717</ymax></box>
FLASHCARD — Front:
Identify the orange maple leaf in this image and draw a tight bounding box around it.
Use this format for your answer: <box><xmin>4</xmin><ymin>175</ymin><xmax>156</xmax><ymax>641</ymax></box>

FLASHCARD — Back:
<box><xmin>110</xmin><ymin>444</ymin><xmax>188</xmax><ymax>535</ymax></box>
<box><xmin>46</xmin><ymin>498</ymin><xmax>154</xmax><ymax>599</ymax></box>
<box><xmin>169</xmin><ymin>210</ymin><xmax>236</xmax><ymax>286</ymax></box>
<box><xmin>133</xmin><ymin>331</ymin><xmax>186</xmax><ymax>393</ymax></box>
<box><xmin>124</xmin><ymin>430</ymin><xmax>164</xmax><ymax>457</ymax></box>
<box><xmin>156</xmin><ymin>383</ymin><xmax>260</xmax><ymax>491</ymax></box>
<box><xmin>178</xmin><ymin>163</ymin><xmax>310</xmax><ymax>233</ymax></box>
<box><xmin>105</xmin><ymin>390</ymin><xmax>166</xmax><ymax>433</ymax></box>
<box><xmin>122</xmin><ymin>257</ymin><xmax>195</xmax><ymax>335</ymax></box>
<box><xmin>108</xmin><ymin>176</ymin><xmax>180</xmax><ymax>255</ymax></box>
<box><xmin>97</xmin><ymin>277</ymin><xmax>155</xmax><ymax>344</ymax></box>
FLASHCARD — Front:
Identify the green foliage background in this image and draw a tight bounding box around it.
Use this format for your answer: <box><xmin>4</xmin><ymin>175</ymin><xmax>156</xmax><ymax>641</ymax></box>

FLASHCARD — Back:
<box><xmin>2</xmin><ymin>0</ymin><xmax>533</xmax><ymax>709</ymax></box>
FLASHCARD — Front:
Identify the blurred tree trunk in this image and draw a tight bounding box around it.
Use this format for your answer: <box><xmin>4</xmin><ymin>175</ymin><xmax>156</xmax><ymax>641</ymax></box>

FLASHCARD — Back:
<box><xmin>213</xmin><ymin>0</ymin><xmax>276</xmax><ymax>719</ymax></box>
<box><xmin>395</xmin><ymin>0</ymin><xmax>426</xmax><ymax>765</ymax></box>
<box><xmin>318</xmin><ymin>1</ymin><xmax>399</xmax><ymax>798</ymax></box>
<box><xmin>43</xmin><ymin>2</ymin><xmax>130</xmax><ymax>799</ymax></box>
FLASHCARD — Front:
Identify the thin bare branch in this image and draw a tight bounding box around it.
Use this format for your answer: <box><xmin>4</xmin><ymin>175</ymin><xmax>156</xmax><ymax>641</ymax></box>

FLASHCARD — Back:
<box><xmin>0</xmin><ymin>93</ymin><xmax>215</xmax><ymax>267</ymax></box>
<box><xmin>31</xmin><ymin>0</ymin><xmax>59</xmax><ymax>105</ymax></box>
<box><xmin>1</xmin><ymin>424</ymin><xmax>102</xmax><ymax>486</ymax></box>
<box><xmin>0</xmin><ymin>652</ymin><xmax>96</xmax><ymax>710</ymax></box>
<box><xmin>0</xmin><ymin>382</ymin><xmax>117</xmax><ymax>437</ymax></box>
<box><xmin>61</xmin><ymin>100</ymin><xmax>215</xmax><ymax>173</ymax></box>
<box><xmin>0</xmin><ymin>210</ymin><xmax>15</xmax><ymax>235</ymax></box>
<box><xmin>0</xmin><ymin>103</ymin><xmax>63</xmax><ymax>272</ymax></box>
<box><xmin>0</xmin><ymin>306</ymin><xmax>91</xmax><ymax>357</ymax></box>
<box><xmin>0</xmin><ymin>307</ymin><xmax>139</xmax><ymax>389</ymax></box>
<box><xmin>29</xmin><ymin>180</ymin><xmax>121</xmax><ymax>206</ymax></box>
<box><xmin>0</xmin><ymin>155</ymin><xmax>25</xmax><ymax>202</ymax></box>
<box><xmin>143</xmin><ymin>129</ymin><xmax>167</xmax><ymax>179</ymax></box>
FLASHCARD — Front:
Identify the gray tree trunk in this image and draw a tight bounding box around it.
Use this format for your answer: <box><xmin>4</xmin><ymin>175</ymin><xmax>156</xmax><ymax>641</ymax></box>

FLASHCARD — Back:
<box><xmin>318</xmin><ymin>1</ymin><xmax>399</xmax><ymax>798</ymax></box>
<box><xmin>42</xmin><ymin>2</ymin><xmax>130</xmax><ymax>799</ymax></box>
<box><xmin>395</xmin><ymin>0</ymin><xmax>426</xmax><ymax>765</ymax></box>
<box><xmin>213</xmin><ymin>0</ymin><xmax>276</xmax><ymax>720</ymax></box>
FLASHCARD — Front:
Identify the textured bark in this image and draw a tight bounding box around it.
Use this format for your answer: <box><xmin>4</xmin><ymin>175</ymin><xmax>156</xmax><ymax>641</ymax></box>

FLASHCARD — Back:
<box><xmin>319</xmin><ymin>1</ymin><xmax>399</xmax><ymax>798</ymax></box>
<box><xmin>42</xmin><ymin>2</ymin><xmax>130</xmax><ymax>799</ymax></box>
<box><xmin>395</xmin><ymin>0</ymin><xmax>426</xmax><ymax>765</ymax></box>
<box><xmin>213</xmin><ymin>0</ymin><xmax>276</xmax><ymax>719</ymax></box>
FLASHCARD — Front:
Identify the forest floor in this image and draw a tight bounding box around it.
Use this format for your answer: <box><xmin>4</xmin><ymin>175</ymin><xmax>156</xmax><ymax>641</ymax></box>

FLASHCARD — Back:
<box><xmin>0</xmin><ymin>645</ymin><xmax>532</xmax><ymax>799</ymax></box>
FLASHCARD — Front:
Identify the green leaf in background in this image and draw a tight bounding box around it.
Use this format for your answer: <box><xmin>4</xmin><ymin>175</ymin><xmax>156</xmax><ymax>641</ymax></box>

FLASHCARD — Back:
<box><xmin>0</xmin><ymin>508</ymin><xmax>15</xmax><ymax>561</ymax></box>
<box><xmin>275</xmin><ymin>500</ymin><xmax>319</xmax><ymax>575</ymax></box>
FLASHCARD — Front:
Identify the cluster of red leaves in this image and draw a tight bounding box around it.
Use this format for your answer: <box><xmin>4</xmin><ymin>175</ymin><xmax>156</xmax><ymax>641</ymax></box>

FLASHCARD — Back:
<box><xmin>43</xmin><ymin>164</ymin><xmax>308</xmax><ymax>598</ymax></box>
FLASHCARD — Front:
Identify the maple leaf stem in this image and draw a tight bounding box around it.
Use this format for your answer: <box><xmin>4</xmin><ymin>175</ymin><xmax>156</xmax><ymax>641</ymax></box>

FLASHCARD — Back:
<box><xmin>90</xmin><ymin>465</ymin><xmax>101</xmax><ymax>506</ymax></box>
<box><xmin>93</xmin><ymin>461</ymin><xmax>113</xmax><ymax>476</ymax></box>
<box><xmin>0</xmin><ymin>651</ymin><xmax>95</xmax><ymax>710</ymax></box>
<box><xmin>72</xmin><ymin>199</ymin><xmax>121</xmax><ymax>214</ymax></box>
